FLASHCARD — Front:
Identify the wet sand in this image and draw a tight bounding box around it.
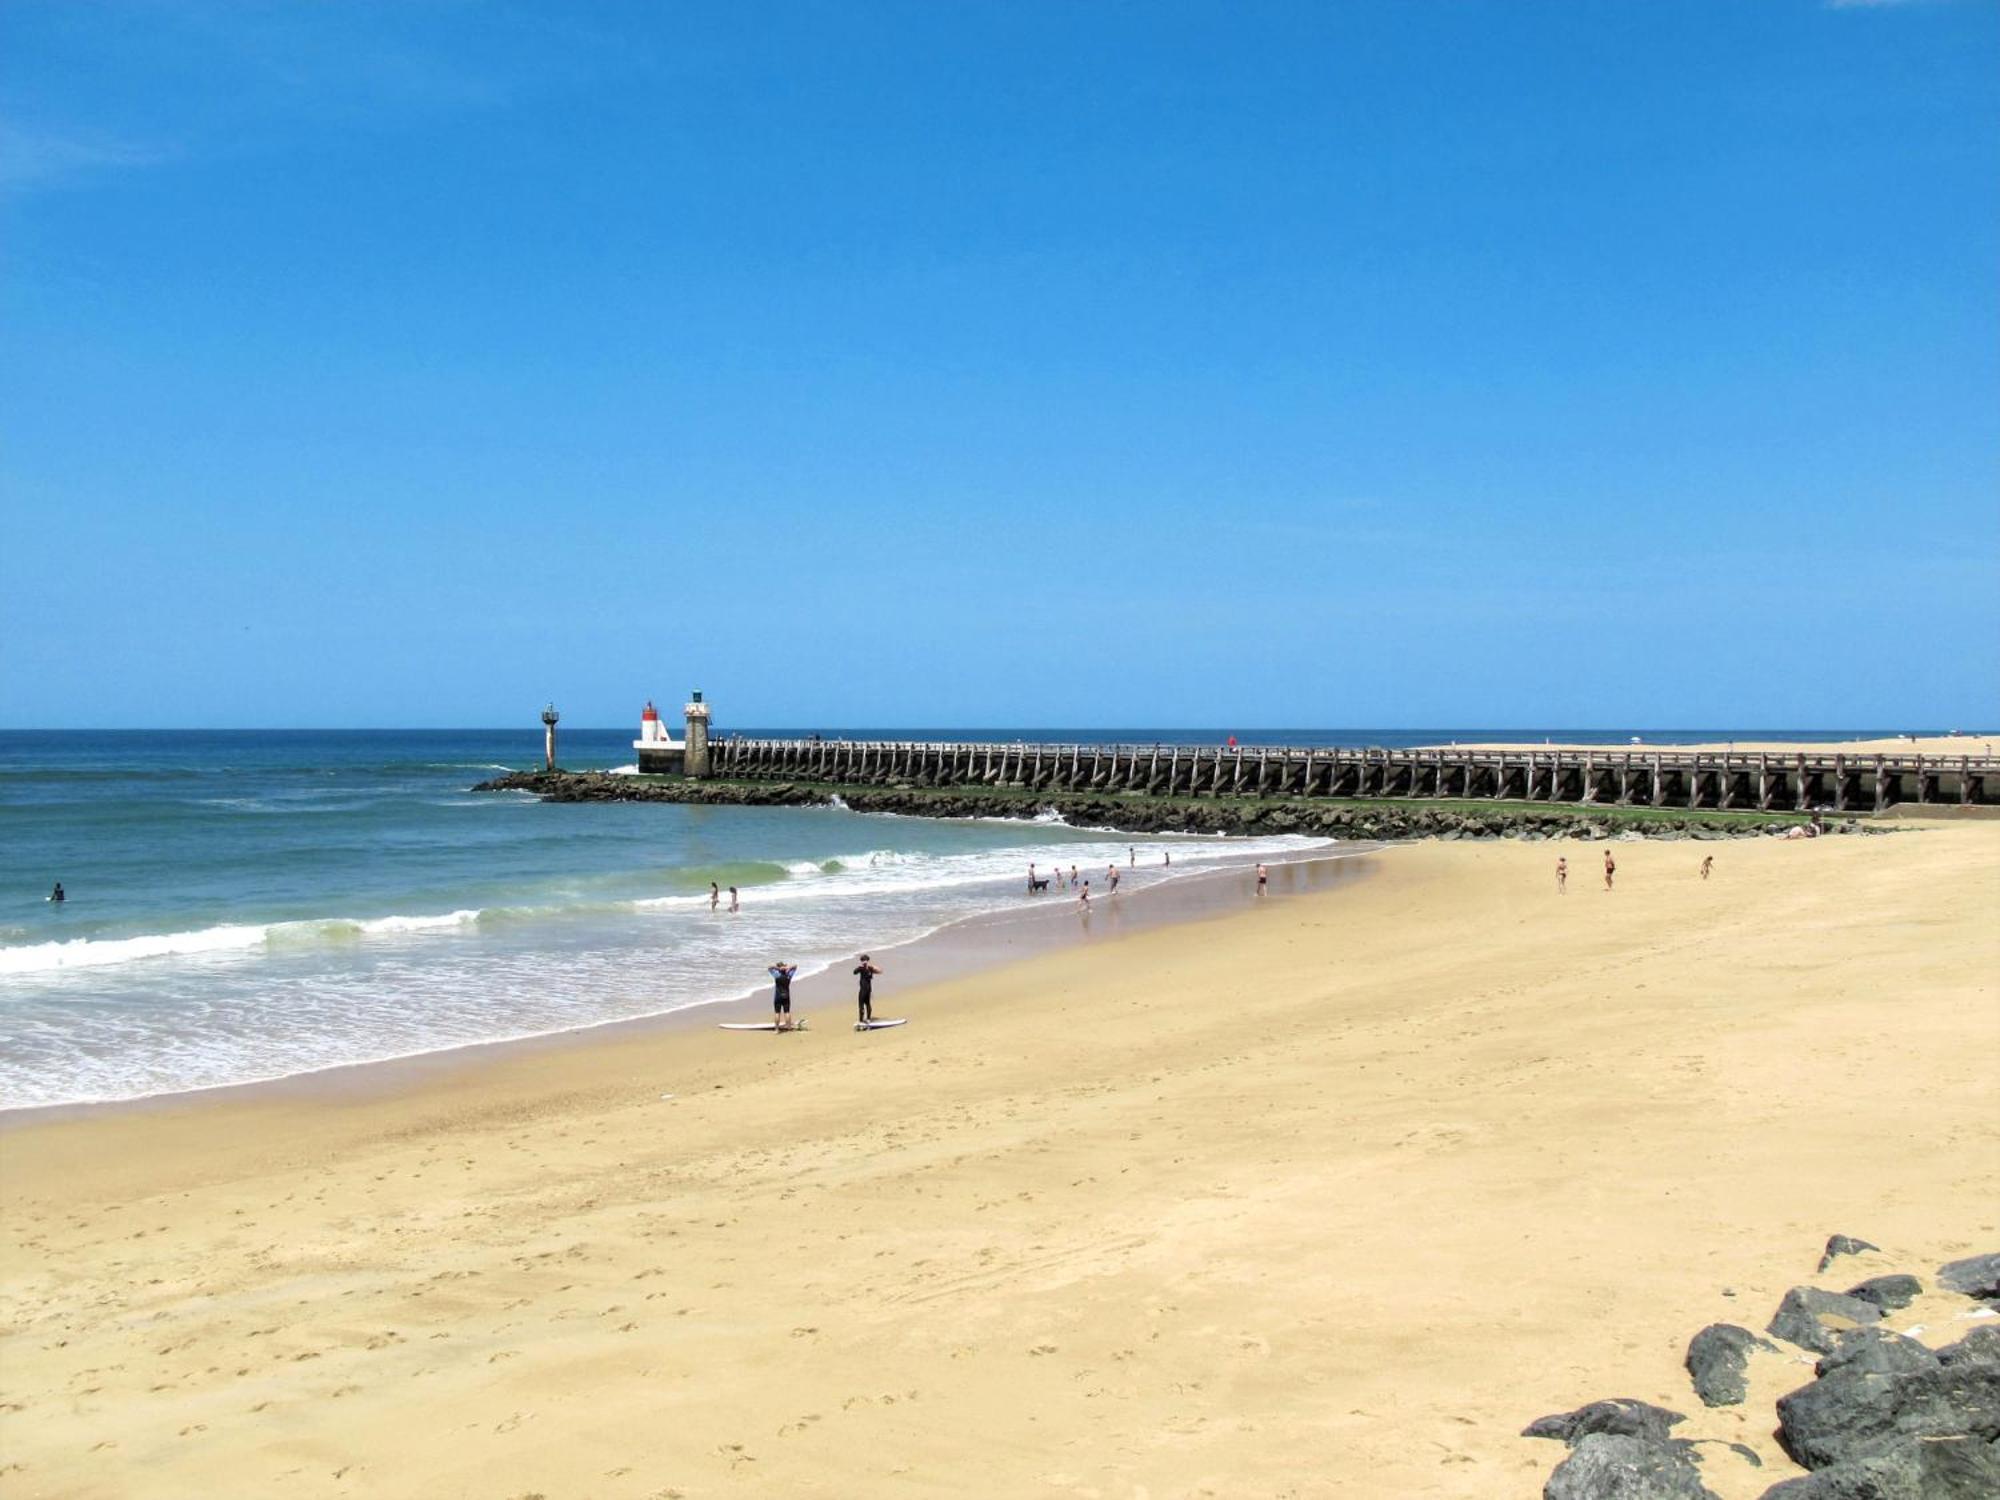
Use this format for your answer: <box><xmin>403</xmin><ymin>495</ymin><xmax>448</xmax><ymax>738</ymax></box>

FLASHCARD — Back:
<box><xmin>1</xmin><ymin>826</ymin><xmax>1994</xmax><ymax>1498</ymax></box>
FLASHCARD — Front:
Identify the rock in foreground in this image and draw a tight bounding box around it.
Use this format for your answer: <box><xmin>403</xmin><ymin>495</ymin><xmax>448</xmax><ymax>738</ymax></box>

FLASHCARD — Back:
<box><xmin>1936</xmin><ymin>1252</ymin><xmax>2000</xmax><ymax>1302</ymax></box>
<box><xmin>1543</xmin><ymin>1433</ymin><xmax>1720</xmax><ymax>1500</ymax></box>
<box><xmin>1523</xmin><ymin>1398</ymin><xmax>1689</xmax><ymax>1446</ymax></box>
<box><xmin>1768</xmin><ymin>1287</ymin><xmax>1885</xmax><ymax>1355</ymax></box>
<box><xmin>1686</xmin><ymin>1323</ymin><xmax>1778</xmax><ymax>1407</ymax></box>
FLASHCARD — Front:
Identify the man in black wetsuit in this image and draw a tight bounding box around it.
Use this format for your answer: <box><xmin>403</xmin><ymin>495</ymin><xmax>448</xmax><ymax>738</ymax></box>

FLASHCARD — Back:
<box><xmin>852</xmin><ymin>954</ymin><xmax>882</xmax><ymax>1026</ymax></box>
<box><xmin>768</xmin><ymin>962</ymin><xmax>798</xmax><ymax>1029</ymax></box>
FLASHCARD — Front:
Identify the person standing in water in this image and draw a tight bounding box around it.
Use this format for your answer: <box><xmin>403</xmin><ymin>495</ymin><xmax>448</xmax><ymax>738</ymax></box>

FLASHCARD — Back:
<box><xmin>1078</xmin><ymin>879</ymin><xmax>1090</xmax><ymax>909</ymax></box>
<box><xmin>1128</xmin><ymin>847</ymin><xmax>1135</xmax><ymax>867</ymax></box>
<box><xmin>1107</xmin><ymin>864</ymin><xmax>1119</xmax><ymax>894</ymax></box>
<box><xmin>852</xmin><ymin>954</ymin><xmax>882</xmax><ymax>1025</ymax></box>
<box><xmin>1255</xmin><ymin>863</ymin><xmax>1268</xmax><ymax>897</ymax></box>
<box><xmin>768</xmin><ymin>962</ymin><xmax>798</xmax><ymax>1030</ymax></box>
<box><xmin>729</xmin><ymin>885</ymin><xmax>740</xmax><ymax>912</ymax></box>
<box><xmin>710</xmin><ymin>882</ymin><xmax>720</xmax><ymax>912</ymax></box>
<box><xmin>48</xmin><ymin>882</ymin><xmax>64</xmax><ymax>904</ymax></box>
<box><xmin>1163</xmin><ymin>850</ymin><xmax>1171</xmax><ymax>868</ymax></box>
<box><xmin>1069</xmin><ymin>864</ymin><xmax>1079</xmax><ymax>890</ymax></box>
<box><xmin>1556</xmin><ymin>857</ymin><xmax>1567</xmax><ymax>894</ymax></box>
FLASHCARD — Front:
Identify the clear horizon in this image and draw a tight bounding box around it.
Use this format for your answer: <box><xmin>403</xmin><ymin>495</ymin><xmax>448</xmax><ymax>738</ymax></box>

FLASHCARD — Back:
<box><xmin>4</xmin><ymin>1</ymin><xmax>1996</xmax><ymax>731</ymax></box>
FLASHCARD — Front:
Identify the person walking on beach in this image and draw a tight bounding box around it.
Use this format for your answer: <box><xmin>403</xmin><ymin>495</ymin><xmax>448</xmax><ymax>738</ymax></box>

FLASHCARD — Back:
<box><xmin>768</xmin><ymin>962</ymin><xmax>798</xmax><ymax>1030</ymax></box>
<box><xmin>1700</xmin><ymin>855</ymin><xmax>1713</xmax><ymax>881</ymax></box>
<box><xmin>1255</xmin><ymin>863</ymin><xmax>1268</xmax><ymax>897</ymax></box>
<box><xmin>1603</xmin><ymin>851</ymin><xmax>1616</xmax><ymax>891</ymax></box>
<box><xmin>1556</xmin><ymin>857</ymin><xmax>1567</xmax><ymax>894</ymax></box>
<box><xmin>710</xmin><ymin>882</ymin><xmax>720</xmax><ymax>912</ymax></box>
<box><xmin>852</xmin><ymin>954</ymin><xmax>882</xmax><ymax>1025</ymax></box>
<box><xmin>729</xmin><ymin>885</ymin><xmax>740</xmax><ymax>913</ymax></box>
<box><xmin>1107</xmin><ymin>864</ymin><xmax>1119</xmax><ymax>894</ymax></box>
<box><xmin>1079</xmin><ymin>880</ymin><xmax>1090</xmax><ymax>909</ymax></box>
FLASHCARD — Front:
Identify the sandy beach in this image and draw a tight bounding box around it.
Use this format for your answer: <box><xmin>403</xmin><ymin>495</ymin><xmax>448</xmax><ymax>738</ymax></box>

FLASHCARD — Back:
<box><xmin>3</xmin><ymin>824</ymin><xmax>1995</xmax><ymax>1498</ymax></box>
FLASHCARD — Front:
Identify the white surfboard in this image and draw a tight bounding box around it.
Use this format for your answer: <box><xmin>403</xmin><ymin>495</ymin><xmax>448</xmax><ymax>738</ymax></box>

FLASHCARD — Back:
<box><xmin>719</xmin><ymin>1021</ymin><xmax>808</xmax><ymax>1032</ymax></box>
<box><xmin>854</xmin><ymin>1018</ymin><xmax>907</xmax><ymax>1031</ymax></box>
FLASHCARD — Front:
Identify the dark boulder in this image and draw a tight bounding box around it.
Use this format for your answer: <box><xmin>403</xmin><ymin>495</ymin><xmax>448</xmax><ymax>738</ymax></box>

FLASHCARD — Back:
<box><xmin>1686</xmin><ymin>1323</ymin><xmax>1777</xmax><ymax>1407</ymax></box>
<box><xmin>1768</xmin><ymin>1287</ymin><xmax>1885</xmax><ymax>1355</ymax></box>
<box><xmin>1843</xmin><ymin>1276</ymin><xmax>1922</xmax><ymax>1313</ymax></box>
<box><xmin>1814</xmin><ymin>1328</ymin><xmax>1938</xmax><ymax>1379</ymax></box>
<box><xmin>1818</xmin><ymin>1236</ymin><xmax>1881</xmax><ymax>1273</ymax></box>
<box><xmin>1756</xmin><ymin>1434</ymin><xmax>2000</xmax><ymax>1498</ymax></box>
<box><xmin>1543</xmin><ymin>1433</ymin><xmax>1721</xmax><ymax>1500</ymax></box>
<box><xmin>1937</xmin><ymin>1253</ymin><xmax>2000</xmax><ymax>1302</ymax></box>
<box><xmin>1775</xmin><ymin>1324</ymin><xmax>2000</xmax><ymax>1470</ymax></box>
<box><xmin>1936</xmin><ymin>1325</ymin><xmax>2000</xmax><ymax>1368</ymax></box>
<box><xmin>1524</xmin><ymin>1398</ymin><xmax>1688</xmax><ymax>1445</ymax></box>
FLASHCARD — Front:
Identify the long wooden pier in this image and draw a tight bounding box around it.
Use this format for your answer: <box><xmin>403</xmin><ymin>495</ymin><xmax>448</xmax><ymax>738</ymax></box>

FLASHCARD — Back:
<box><xmin>708</xmin><ymin>738</ymin><xmax>2000</xmax><ymax>813</ymax></box>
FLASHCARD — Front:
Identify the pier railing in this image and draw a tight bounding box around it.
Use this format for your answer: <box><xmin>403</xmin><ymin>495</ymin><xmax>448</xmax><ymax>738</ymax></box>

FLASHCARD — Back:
<box><xmin>699</xmin><ymin>738</ymin><xmax>2000</xmax><ymax>813</ymax></box>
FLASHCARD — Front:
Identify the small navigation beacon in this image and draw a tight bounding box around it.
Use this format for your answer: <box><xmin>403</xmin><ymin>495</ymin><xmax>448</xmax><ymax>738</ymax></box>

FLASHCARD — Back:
<box><xmin>684</xmin><ymin>691</ymin><xmax>712</xmax><ymax>778</ymax></box>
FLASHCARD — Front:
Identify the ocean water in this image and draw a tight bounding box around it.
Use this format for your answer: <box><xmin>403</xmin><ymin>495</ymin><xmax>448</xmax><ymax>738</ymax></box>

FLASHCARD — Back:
<box><xmin>1</xmin><ymin>730</ymin><xmax>1355</xmax><ymax>1111</ymax></box>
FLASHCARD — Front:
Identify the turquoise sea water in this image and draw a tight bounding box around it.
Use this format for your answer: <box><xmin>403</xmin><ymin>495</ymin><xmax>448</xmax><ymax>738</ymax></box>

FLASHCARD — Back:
<box><xmin>0</xmin><ymin>727</ymin><xmax>1911</xmax><ymax>1109</ymax></box>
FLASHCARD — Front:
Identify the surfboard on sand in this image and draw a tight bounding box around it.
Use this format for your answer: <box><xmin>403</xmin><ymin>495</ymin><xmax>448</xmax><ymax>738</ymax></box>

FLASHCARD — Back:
<box><xmin>719</xmin><ymin>1021</ymin><xmax>809</xmax><ymax>1032</ymax></box>
<box><xmin>854</xmin><ymin>1018</ymin><xmax>908</xmax><ymax>1031</ymax></box>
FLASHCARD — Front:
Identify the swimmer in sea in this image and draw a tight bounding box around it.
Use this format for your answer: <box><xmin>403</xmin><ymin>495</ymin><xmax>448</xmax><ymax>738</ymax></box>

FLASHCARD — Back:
<box><xmin>48</xmin><ymin>882</ymin><xmax>64</xmax><ymax>904</ymax></box>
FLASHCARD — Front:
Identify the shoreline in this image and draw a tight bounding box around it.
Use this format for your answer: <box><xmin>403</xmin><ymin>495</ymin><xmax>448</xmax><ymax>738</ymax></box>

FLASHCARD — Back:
<box><xmin>2</xmin><ymin>820</ymin><xmax>1993</xmax><ymax>1497</ymax></box>
<box><xmin>0</xmin><ymin>843</ymin><xmax>1376</xmax><ymax>1127</ymax></box>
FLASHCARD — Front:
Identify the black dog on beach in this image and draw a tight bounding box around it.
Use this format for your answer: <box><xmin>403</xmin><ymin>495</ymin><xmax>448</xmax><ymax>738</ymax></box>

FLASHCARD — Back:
<box><xmin>1027</xmin><ymin>877</ymin><xmax>1050</xmax><ymax>894</ymax></box>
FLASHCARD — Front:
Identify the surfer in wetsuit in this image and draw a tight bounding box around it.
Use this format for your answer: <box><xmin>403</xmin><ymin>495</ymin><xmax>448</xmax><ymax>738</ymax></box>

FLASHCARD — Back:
<box><xmin>852</xmin><ymin>954</ymin><xmax>882</xmax><ymax>1025</ymax></box>
<box><xmin>768</xmin><ymin>962</ymin><xmax>798</xmax><ymax>1030</ymax></box>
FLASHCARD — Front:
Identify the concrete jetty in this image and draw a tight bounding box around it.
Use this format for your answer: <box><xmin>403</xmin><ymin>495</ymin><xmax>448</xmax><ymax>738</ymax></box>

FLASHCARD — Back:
<box><xmin>707</xmin><ymin>737</ymin><xmax>1999</xmax><ymax>813</ymax></box>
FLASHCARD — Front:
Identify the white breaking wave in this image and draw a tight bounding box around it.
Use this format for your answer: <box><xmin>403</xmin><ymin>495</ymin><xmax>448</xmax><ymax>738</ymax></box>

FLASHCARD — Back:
<box><xmin>0</xmin><ymin>909</ymin><xmax>483</xmax><ymax>976</ymax></box>
<box><xmin>607</xmin><ymin>764</ymin><xmax>640</xmax><ymax>775</ymax></box>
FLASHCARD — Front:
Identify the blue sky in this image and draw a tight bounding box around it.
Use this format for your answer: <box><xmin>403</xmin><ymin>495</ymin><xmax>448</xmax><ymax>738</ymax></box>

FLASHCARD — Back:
<box><xmin>3</xmin><ymin>1</ymin><xmax>1995</xmax><ymax>730</ymax></box>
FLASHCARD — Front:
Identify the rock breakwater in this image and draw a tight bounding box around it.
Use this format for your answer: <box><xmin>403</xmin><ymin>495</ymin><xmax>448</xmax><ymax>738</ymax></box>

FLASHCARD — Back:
<box><xmin>473</xmin><ymin>770</ymin><xmax>1846</xmax><ymax>842</ymax></box>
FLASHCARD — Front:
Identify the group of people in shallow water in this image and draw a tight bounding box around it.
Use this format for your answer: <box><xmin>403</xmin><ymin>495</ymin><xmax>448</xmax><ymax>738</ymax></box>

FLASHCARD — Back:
<box><xmin>1029</xmin><ymin>846</ymin><xmax>1168</xmax><ymax>907</ymax></box>
<box><xmin>1027</xmin><ymin>848</ymin><xmax>1273</xmax><ymax>908</ymax></box>
<box><xmin>763</xmin><ymin>954</ymin><xmax>881</xmax><ymax>1031</ymax></box>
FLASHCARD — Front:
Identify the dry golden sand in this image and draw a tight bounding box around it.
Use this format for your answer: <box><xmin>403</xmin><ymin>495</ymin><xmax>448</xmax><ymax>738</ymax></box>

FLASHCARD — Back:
<box><xmin>3</xmin><ymin>828</ymin><xmax>1996</xmax><ymax>1499</ymax></box>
